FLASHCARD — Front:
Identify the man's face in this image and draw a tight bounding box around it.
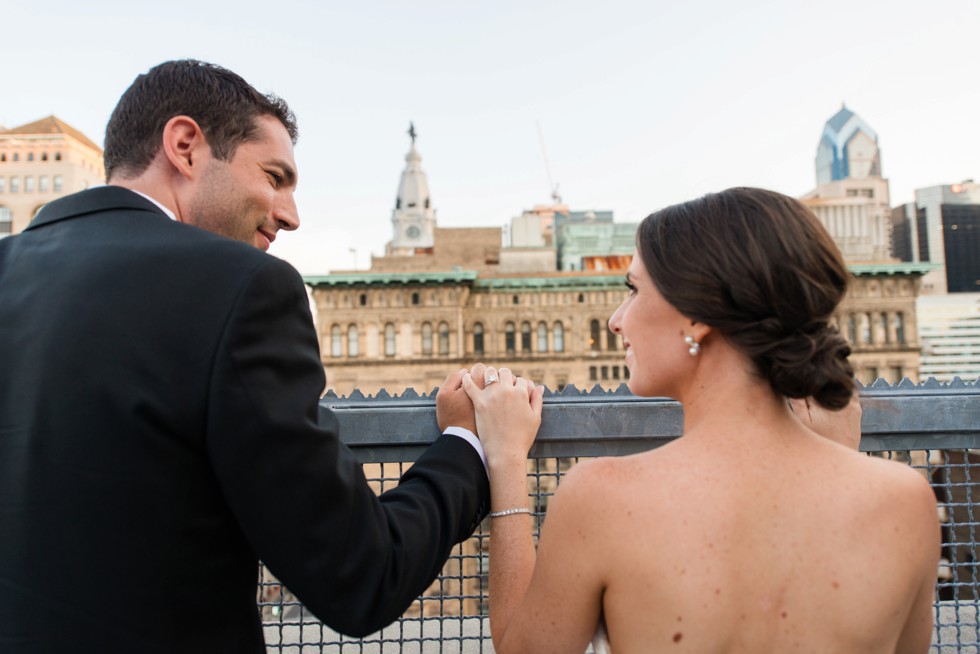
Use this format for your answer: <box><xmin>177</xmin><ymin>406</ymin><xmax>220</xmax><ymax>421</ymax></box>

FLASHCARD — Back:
<box><xmin>187</xmin><ymin>115</ymin><xmax>299</xmax><ymax>251</ymax></box>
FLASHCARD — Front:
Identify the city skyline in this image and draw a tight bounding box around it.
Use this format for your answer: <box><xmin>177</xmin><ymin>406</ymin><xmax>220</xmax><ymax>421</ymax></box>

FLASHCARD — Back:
<box><xmin>4</xmin><ymin>0</ymin><xmax>977</xmax><ymax>274</ymax></box>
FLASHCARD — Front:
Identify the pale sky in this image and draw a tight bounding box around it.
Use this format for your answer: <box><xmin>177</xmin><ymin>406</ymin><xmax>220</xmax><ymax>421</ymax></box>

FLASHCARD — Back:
<box><xmin>4</xmin><ymin>0</ymin><xmax>977</xmax><ymax>274</ymax></box>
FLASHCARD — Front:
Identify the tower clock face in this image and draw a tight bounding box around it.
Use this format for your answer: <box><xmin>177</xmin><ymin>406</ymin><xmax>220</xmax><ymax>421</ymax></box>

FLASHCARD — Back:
<box><xmin>406</xmin><ymin>225</ymin><xmax>421</xmax><ymax>239</ymax></box>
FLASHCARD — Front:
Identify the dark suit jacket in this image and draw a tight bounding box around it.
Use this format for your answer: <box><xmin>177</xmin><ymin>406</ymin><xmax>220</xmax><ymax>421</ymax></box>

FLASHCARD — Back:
<box><xmin>0</xmin><ymin>186</ymin><xmax>490</xmax><ymax>652</ymax></box>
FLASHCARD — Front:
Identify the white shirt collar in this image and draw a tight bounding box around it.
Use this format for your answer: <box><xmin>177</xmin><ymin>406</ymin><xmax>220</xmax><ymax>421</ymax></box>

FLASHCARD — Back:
<box><xmin>128</xmin><ymin>188</ymin><xmax>177</xmax><ymax>222</ymax></box>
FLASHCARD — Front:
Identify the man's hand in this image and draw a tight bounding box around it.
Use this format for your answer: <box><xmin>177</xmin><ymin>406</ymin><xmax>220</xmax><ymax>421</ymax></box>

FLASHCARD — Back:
<box><xmin>436</xmin><ymin>363</ymin><xmax>487</xmax><ymax>433</ymax></box>
<box><xmin>789</xmin><ymin>394</ymin><xmax>863</xmax><ymax>450</ymax></box>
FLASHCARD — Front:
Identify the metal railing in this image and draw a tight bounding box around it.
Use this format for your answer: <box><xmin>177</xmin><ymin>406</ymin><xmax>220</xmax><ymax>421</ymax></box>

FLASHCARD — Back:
<box><xmin>258</xmin><ymin>379</ymin><xmax>980</xmax><ymax>653</ymax></box>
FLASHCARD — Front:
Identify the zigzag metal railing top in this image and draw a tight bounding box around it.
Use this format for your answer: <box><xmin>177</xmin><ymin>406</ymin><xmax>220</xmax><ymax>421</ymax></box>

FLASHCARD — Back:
<box><xmin>319</xmin><ymin>378</ymin><xmax>980</xmax><ymax>462</ymax></box>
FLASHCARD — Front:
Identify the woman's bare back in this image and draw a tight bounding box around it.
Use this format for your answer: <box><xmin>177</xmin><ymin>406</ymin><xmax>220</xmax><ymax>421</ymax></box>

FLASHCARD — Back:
<box><xmin>569</xmin><ymin>427</ymin><xmax>939</xmax><ymax>653</ymax></box>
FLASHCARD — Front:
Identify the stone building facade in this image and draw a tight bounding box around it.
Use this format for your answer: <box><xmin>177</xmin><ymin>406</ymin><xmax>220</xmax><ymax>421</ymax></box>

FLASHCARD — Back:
<box><xmin>0</xmin><ymin>116</ymin><xmax>104</xmax><ymax>236</ymax></box>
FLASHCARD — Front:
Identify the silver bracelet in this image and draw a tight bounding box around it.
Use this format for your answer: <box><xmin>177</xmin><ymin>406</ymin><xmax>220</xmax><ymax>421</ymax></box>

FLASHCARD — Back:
<box><xmin>489</xmin><ymin>507</ymin><xmax>532</xmax><ymax>518</ymax></box>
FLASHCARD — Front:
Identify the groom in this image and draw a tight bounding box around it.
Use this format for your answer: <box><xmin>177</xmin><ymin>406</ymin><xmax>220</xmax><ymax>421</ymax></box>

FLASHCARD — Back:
<box><xmin>0</xmin><ymin>60</ymin><xmax>491</xmax><ymax>653</ymax></box>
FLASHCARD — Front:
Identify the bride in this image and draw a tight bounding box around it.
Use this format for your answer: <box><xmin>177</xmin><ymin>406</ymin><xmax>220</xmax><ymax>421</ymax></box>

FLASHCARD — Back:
<box><xmin>463</xmin><ymin>187</ymin><xmax>940</xmax><ymax>653</ymax></box>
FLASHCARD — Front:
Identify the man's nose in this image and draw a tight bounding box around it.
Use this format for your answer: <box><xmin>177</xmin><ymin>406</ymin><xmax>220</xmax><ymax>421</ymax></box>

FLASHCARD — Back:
<box><xmin>274</xmin><ymin>193</ymin><xmax>300</xmax><ymax>232</ymax></box>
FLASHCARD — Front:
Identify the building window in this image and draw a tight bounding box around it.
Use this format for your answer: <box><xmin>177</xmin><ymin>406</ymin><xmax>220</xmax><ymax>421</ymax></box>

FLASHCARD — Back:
<box><xmin>10</xmin><ymin>177</ymin><xmax>19</xmax><ymax>193</ymax></box>
<box><xmin>589</xmin><ymin>366</ymin><xmax>598</xmax><ymax>381</ymax></box>
<box><xmin>624</xmin><ymin>366</ymin><xmax>630</xmax><ymax>380</ymax></box>
<box><xmin>601</xmin><ymin>366</ymin><xmax>609</xmax><ymax>380</ymax></box>
<box><xmin>513</xmin><ymin>295</ymin><xmax>519</xmax><ymax>305</ymax></box>
<box><xmin>612</xmin><ymin>366</ymin><xmax>620</xmax><ymax>380</ymax></box>
<box><xmin>521</xmin><ymin>322</ymin><xmax>532</xmax><ymax>353</ymax></box>
<box><xmin>865</xmin><ymin>366</ymin><xmax>879</xmax><ymax>384</ymax></box>
<box><xmin>0</xmin><ymin>207</ymin><xmax>12</xmax><ymax>236</ymax></box>
<box><xmin>590</xmin><ymin>319</ymin><xmax>601</xmax><ymax>352</ymax></box>
<box><xmin>439</xmin><ymin>322</ymin><xmax>450</xmax><ymax>356</ymax></box>
<box><xmin>347</xmin><ymin>324</ymin><xmax>359</xmax><ymax>357</ymax></box>
<box><xmin>359</xmin><ymin>293</ymin><xmax>367</xmax><ymax>307</ymax></box>
<box><xmin>331</xmin><ymin>325</ymin><xmax>342</xmax><ymax>357</ymax></box>
<box><xmin>578</xmin><ymin>293</ymin><xmax>585</xmax><ymax>303</ymax></box>
<box><xmin>12</xmin><ymin>153</ymin><xmax>18</xmax><ymax>162</ymax></box>
<box><xmin>473</xmin><ymin>323</ymin><xmax>485</xmax><ymax>356</ymax></box>
<box><xmin>38</xmin><ymin>176</ymin><xmax>49</xmax><ymax>192</ymax></box>
<box><xmin>422</xmin><ymin>322</ymin><xmax>433</xmax><ymax>356</ymax></box>
<box><xmin>24</xmin><ymin>176</ymin><xmax>34</xmax><ymax>193</ymax></box>
<box><xmin>384</xmin><ymin>323</ymin><xmax>396</xmax><ymax>357</ymax></box>
<box><xmin>411</xmin><ymin>292</ymin><xmax>420</xmax><ymax>306</ymax></box>
<box><xmin>847</xmin><ymin>314</ymin><xmax>857</xmax><ymax>343</ymax></box>
<box><xmin>881</xmin><ymin>313</ymin><xmax>890</xmax><ymax>344</ymax></box>
<box><xmin>27</xmin><ymin>153</ymin><xmax>34</xmax><ymax>162</ymax></box>
<box><xmin>895</xmin><ymin>313</ymin><xmax>906</xmax><ymax>344</ymax></box>
<box><xmin>505</xmin><ymin>322</ymin><xmax>516</xmax><ymax>356</ymax></box>
<box><xmin>537</xmin><ymin>322</ymin><xmax>548</xmax><ymax>353</ymax></box>
<box><xmin>40</xmin><ymin>152</ymin><xmax>48</xmax><ymax>162</ymax></box>
<box><xmin>54</xmin><ymin>152</ymin><xmax>62</xmax><ymax>161</ymax></box>
<box><xmin>53</xmin><ymin>175</ymin><xmax>63</xmax><ymax>192</ymax></box>
<box><xmin>0</xmin><ymin>154</ymin><xmax>5</xmax><ymax>162</ymax></box>
<box><xmin>607</xmin><ymin>325</ymin><xmax>617</xmax><ymax>351</ymax></box>
<box><xmin>553</xmin><ymin>321</ymin><xmax>565</xmax><ymax>353</ymax></box>
<box><xmin>0</xmin><ymin>178</ymin><xmax>5</xmax><ymax>193</ymax></box>
<box><xmin>863</xmin><ymin>313</ymin><xmax>873</xmax><ymax>344</ymax></box>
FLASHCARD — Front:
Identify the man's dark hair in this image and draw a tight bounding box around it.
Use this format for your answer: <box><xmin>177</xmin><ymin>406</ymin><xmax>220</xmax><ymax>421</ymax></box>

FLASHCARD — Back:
<box><xmin>104</xmin><ymin>59</ymin><xmax>298</xmax><ymax>180</ymax></box>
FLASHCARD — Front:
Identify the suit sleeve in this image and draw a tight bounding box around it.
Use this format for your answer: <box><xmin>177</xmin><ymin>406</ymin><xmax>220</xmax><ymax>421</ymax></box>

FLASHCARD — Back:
<box><xmin>204</xmin><ymin>256</ymin><xmax>490</xmax><ymax>636</ymax></box>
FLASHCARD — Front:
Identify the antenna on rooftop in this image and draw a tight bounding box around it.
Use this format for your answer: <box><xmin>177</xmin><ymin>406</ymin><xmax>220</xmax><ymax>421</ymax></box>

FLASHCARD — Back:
<box><xmin>536</xmin><ymin>120</ymin><xmax>562</xmax><ymax>205</ymax></box>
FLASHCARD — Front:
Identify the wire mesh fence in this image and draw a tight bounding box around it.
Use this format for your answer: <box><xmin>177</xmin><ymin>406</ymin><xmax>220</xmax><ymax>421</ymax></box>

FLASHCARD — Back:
<box><xmin>257</xmin><ymin>379</ymin><xmax>980</xmax><ymax>653</ymax></box>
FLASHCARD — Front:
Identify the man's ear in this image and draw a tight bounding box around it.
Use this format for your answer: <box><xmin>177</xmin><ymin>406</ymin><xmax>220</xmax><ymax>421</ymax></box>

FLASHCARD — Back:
<box><xmin>161</xmin><ymin>116</ymin><xmax>207</xmax><ymax>180</ymax></box>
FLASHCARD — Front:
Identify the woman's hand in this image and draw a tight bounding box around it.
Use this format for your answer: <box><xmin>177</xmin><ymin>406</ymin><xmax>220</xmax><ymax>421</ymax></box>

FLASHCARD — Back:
<box><xmin>461</xmin><ymin>366</ymin><xmax>544</xmax><ymax>471</ymax></box>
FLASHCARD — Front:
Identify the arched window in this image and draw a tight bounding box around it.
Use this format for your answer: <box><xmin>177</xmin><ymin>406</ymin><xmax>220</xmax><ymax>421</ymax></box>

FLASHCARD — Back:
<box><xmin>12</xmin><ymin>153</ymin><xmax>18</xmax><ymax>162</ymax></box>
<box><xmin>881</xmin><ymin>313</ymin><xmax>891</xmax><ymax>344</ymax></box>
<box><xmin>439</xmin><ymin>322</ymin><xmax>450</xmax><ymax>356</ymax></box>
<box><xmin>40</xmin><ymin>152</ymin><xmax>48</xmax><ymax>161</ymax></box>
<box><xmin>422</xmin><ymin>322</ymin><xmax>433</xmax><ymax>356</ymax></box>
<box><xmin>0</xmin><ymin>154</ymin><xmax>6</xmax><ymax>162</ymax></box>
<box><xmin>473</xmin><ymin>323</ymin><xmax>485</xmax><ymax>356</ymax></box>
<box><xmin>521</xmin><ymin>322</ymin><xmax>532</xmax><ymax>353</ymax></box>
<box><xmin>347</xmin><ymin>324</ymin><xmax>359</xmax><ymax>357</ymax></box>
<box><xmin>847</xmin><ymin>314</ymin><xmax>857</xmax><ymax>343</ymax></box>
<box><xmin>26</xmin><ymin>153</ymin><xmax>34</xmax><ymax>162</ymax></box>
<box><xmin>385</xmin><ymin>323</ymin><xmax>396</xmax><ymax>357</ymax></box>
<box><xmin>505</xmin><ymin>322</ymin><xmax>516</xmax><ymax>356</ymax></box>
<box><xmin>607</xmin><ymin>322</ymin><xmax>618</xmax><ymax>351</ymax></box>
<box><xmin>412</xmin><ymin>292</ymin><xmax>420</xmax><ymax>306</ymax></box>
<box><xmin>577</xmin><ymin>293</ymin><xmax>585</xmax><ymax>303</ymax></box>
<box><xmin>862</xmin><ymin>313</ymin><xmax>873</xmax><ymax>344</ymax></box>
<box><xmin>553</xmin><ymin>321</ymin><xmax>565</xmax><ymax>353</ymax></box>
<box><xmin>513</xmin><ymin>295</ymin><xmax>520</xmax><ymax>305</ymax></box>
<box><xmin>54</xmin><ymin>152</ymin><xmax>62</xmax><ymax>161</ymax></box>
<box><xmin>895</xmin><ymin>313</ymin><xmax>906</xmax><ymax>344</ymax></box>
<box><xmin>537</xmin><ymin>322</ymin><xmax>548</xmax><ymax>352</ymax></box>
<box><xmin>359</xmin><ymin>293</ymin><xmax>367</xmax><ymax>307</ymax></box>
<box><xmin>590</xmin><ymin>319</ymin><xmax>601</xmax><ymax>352</ymax></box>
<box><xmin>331</xmin><ymin>325</ymin><xmax>342</xmax><ymax>357</ymax></box>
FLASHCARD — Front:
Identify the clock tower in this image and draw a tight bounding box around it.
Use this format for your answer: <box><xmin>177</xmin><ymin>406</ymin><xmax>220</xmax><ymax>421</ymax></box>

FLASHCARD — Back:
<box><xmin>389</xmin><ymin>122</ymin><xmax>437</xmax><ymax>254</ymax></box>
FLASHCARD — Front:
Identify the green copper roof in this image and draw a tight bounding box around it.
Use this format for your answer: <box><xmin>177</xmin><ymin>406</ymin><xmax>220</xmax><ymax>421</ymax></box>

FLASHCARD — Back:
<box><xmin>847</xmin><ymin>262</ymin><xmax>941</xmax><ymax>276</ymax></box>
<box><xmin>474</xmin><ymin>275</ymin><xmax>624</xmax><ymax>290</ymax></box>
<box><xmin>304</xmin><ymin>271</ymin><xmax>479</xmax><ymax>287</ymax></box>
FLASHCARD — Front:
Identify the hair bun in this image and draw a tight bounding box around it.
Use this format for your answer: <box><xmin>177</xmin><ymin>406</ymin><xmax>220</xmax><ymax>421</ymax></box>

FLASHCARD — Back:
<box><xmin>762</xmin><ymin>324</ymin><xmax>855</xmax><ymax>409</ymax></box>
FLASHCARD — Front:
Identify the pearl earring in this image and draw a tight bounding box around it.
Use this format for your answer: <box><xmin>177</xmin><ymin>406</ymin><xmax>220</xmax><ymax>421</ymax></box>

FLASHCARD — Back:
<box><xmin>684</xmin><ymin>335</ymin><xmax>700</xmax><ymax>357</ymax></box>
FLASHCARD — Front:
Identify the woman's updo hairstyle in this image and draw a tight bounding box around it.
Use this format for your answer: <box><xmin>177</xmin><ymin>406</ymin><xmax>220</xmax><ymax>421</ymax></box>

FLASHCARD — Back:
<box><xmin>637</xmin><ymin>187</ymin><xmax>854</xmax><ymax>409</ymax></box>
